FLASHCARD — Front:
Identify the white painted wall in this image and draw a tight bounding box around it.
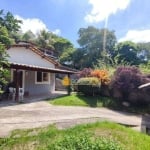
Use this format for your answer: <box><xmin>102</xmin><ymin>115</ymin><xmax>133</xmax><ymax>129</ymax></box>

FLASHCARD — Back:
<box><xmin>25</xmin><ymin>71</ymin><xmax>53</xmax><ymax>95</ymax></box>
<box><xmin>7</xmin><ymin>47</ymin><xmax>55</xmax><ymax>68</ymax></box>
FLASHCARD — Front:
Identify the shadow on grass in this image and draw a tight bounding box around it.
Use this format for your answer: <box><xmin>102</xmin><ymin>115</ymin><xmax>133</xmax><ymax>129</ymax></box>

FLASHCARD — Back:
<box><xmin>76</xmin><ymin>93</ymin><xmax>119</xmax><ymax>108</ymax></box>
<box><xmin>49</xmin><ymin>93</ymin><xmax>150</xmax><ymax>114</ymax></box>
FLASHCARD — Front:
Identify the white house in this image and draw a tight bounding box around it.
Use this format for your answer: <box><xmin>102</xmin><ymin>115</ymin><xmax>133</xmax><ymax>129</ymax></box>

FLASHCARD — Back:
<box><xmin>6</xmin><ymin>41</ymin><xmax>75</xmax><ymax>101</ymax></box>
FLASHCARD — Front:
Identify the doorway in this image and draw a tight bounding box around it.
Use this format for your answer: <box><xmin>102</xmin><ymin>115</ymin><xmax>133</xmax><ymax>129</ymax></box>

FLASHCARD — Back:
<box><xmin>11</xmin><ymin>69</ymin><xmax>25</xmax><ymax>89</ymax></box>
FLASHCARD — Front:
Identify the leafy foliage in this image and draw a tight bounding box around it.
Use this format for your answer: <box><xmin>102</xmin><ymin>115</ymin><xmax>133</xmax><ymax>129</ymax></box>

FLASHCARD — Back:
<box><xmin>0</xmin><ymin>10</ymin><xmax>21</xmax><ymax>32</ymax></box>
<box><xmin>77</xmin><ymin>77</ymin><xmax>100</xmax><ymax>96</ymax></box>
<box><xmin>35</xmin><ymin>30</ymin><xmax>55</xmax><ymax>49</ymax></box>
<box><xmin>0</xmin><ymin>26</ymin><xmax>12</xmax><ymax>88</ymax></box>
<box><xmin>62</xmin><ymin>76</ymin><xmax>70</xmax><ymax>86</ymax></box>
<box><xmin>0</xmin><ymin>26</ymin><xmax>12</xmax><ymax>47</ymax></box>
<box><xmin>139</xmin><ymin>61</ymin><xmax>150</xmax><ymax>74</ymax></box>
<box><xmin>91</xmin><ymin>69</ymin><xmax>110</xmax><ymax>85</ymax></box>
<box><xmin>111</xmin><ymin>66</ymin><xmax>145</xmax><ymax>90</ymax></box>
<box><xmin>78</xmin><ymin>68</ymin><xmax>92</xmax><ymax>78</ymax></box>
<box><xmin>110</xmin><ymin>66</ymin><xmax>150</xmax><ymax>104</ymax></box>
<box><xmin>48</xmin><ymin>133</ymin><xmax>123</xmax><ymax>150</ymax></box>
<box><xmin>0</xmin><ymin>10</ymin><xmax>21</xmax><ymax>92</ymax></box>
<box><xmin>53</xmin><ymin>36</ymin><xmax>75</xmax><ymax>65</ymax></box>
<box><xmin>77</xmin><ymin>77</ymin><xmax>100</xmax><ymax>86</ymax></box>
<box><xmin>76</xmin><ymin>26</ymin><xmax>117</xmax><ymax>68</ymax></box>
<box><xmin>137</xmin><ymin>42</ymin><xmax>150</xmax><ymax>62</ymax></box>
<box><xmin>114</xmin><ymin>41</ymin><xmax>140</xmax><ymax>65</ymax></box>
<box><xmin>21</xmin><ymin>30</ymin><xmax>36</xmax><ymax>41</ymax></box>
<box><xmin>0</xmin><ymin>10</ymin><xmax>21</xmax><ymax>42</ymax></box>
<box><xmin>2</xmin><ymin>121</ymin><xmax>150</xmax><ymax>150</ymax></box>
<box><xmin>78</xmin><ymin>68</ymin><xmax>110</xmax><ymax>85</ymax></box>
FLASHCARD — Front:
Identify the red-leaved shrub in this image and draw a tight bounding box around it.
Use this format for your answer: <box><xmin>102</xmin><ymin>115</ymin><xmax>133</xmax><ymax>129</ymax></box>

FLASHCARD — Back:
<box><xmin>78</xmin><ymin>68</ymin><xmax>92</xmax><ymax>78</ymax></box>
<box><xmin>110</xmin><ymin>66</ymin><xmax>150</xmax><ymax>104</ymax></box>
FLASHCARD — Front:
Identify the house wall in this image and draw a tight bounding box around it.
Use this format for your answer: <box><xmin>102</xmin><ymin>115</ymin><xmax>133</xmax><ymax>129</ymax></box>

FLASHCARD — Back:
<box><xmin>7</xmin><ymin>46</ymin><xmax>57</xmax><ymax>96</ymax></box>
<box><xmin>7</xmin><ymin>47</ymin><xmax>55</xmax><ymax>68</ymax></box>
<box><xmin>24</xmin><ymin>71</ymin><xmax>55</xmax><ymax>96</ymax></box>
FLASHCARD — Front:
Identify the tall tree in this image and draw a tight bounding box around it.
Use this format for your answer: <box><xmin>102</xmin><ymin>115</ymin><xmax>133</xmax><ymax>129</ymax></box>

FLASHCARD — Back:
<box><xmin>76</xmin><ymin>26</ymin><xmax>117</xmax><ymax>68</ymax></box>
<box><xmin>36</xmin><ymin>30</ymin><xmax>54</xmax><ymax>50</ymax></box>
<box><xmin>0</xmin><ymin>26</ymin><xmax>12</xmax><ymax>87</ymax></box>
<box><xmin>53</xmin><ymin>36</ymin><xmax>75</xmax><ymax>64</ymax></box>
<box><xmin>22</xmin><ymin>30</ymin><xmax>36</xmax><ymax>41</ymax></box>
<box><xmin>0</xmin><ymin>10</ymin><xmax>21</xmax><ymax>89</ymax></box>
<box><xmin>114</xmin><ymin>41</ymin><xmax>140</xmax><ymax>65</ymax></box>
<box><xmin>71</xmin><ymin>48</ymin><xmax>86</xmax><ymax>69</ymax></box>
<box><xmin>137</xmin><ymin>42</ymin><xmax>150</xmax><ymax>62</ymax></box>
<box><xmin>0</xmin><ymin>10</ymin><xmax>22</xmax><ymax>41</ymax></box>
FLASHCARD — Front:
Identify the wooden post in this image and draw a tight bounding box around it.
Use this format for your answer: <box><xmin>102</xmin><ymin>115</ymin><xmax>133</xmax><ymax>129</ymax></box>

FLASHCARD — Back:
<box><xmin>67</xmin><ymin>74</ymin><xmax>71</xmax><ymax>95</ymax></box>
<box><xmin>15</xmin><ymin>69</ymin><xmax>19</xmax><ymax>101</ymax></box>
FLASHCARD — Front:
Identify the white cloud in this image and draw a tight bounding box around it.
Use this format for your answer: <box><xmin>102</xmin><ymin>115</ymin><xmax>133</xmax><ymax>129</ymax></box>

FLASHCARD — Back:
<box><xmin>15</xmin><ymin>15</ymin><xmax>48</xmax><ymax>34</ymax></box>
<box><xmin>15</xmin><ymin>15</ymin><xmax>61</xmax><ymax>36</ymax></box>
<box><xmin>119</xmin><ymin>30</ymin><xmax>150</xmax><ymax>43</ymax></box>
<box><xmin>85</xmin><ymin>0</ymin><xmax>131</xmax><ymax>23</ymax></box>
<box><xmin>52</xmin><ymin>29</ymin><xmax>61</xmax><ymax>35</ymax></box>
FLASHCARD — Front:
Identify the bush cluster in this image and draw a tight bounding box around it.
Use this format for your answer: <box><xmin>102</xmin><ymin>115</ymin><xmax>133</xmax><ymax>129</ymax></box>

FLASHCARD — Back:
<box><xmin>77</xmin><ymin>66</ymin><xmax>150</xmax><ymax>105</ymax></box>
<box><xmin>110</xmin><ymin>66</ymin><xmax>150</xmax><ymax>104</ymax></box>
<box><xmin>77</xmin><ymin>77</ymin><xmax>100</xmax><ymax>96</ymax></box>
<box><xmin>78</xmin><ymin>68</ymin><xmax>110</xmax><ymax>85</ymax></box>
<box><xmin>111</xmin><ymin>66</ymin><xmax>142</xmax><ymax>92</ymax></box>
<box><xmin>91</xmin><ymin>69</ymin><xmax>110</xmax><ymax>85</ymax></box>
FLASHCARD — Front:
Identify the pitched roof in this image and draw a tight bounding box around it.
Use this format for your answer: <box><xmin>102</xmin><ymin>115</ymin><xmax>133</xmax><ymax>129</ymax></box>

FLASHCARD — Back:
<box><xmin>7</xmin><ymin>41</ymin><xmax>77</xmax><ymax>74</ymax></box>
<box><xmin>9</xmin><ymin>41</ymin><xmax>60</xmax><ymax>66</ymax></box>
<box><xmin>10</xmin><ymin>62</ymin><xmax>76</xmax><ymax>74</ymax></box>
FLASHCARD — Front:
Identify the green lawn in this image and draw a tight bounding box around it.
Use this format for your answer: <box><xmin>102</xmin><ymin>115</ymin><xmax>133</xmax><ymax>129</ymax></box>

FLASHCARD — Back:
<box><xmin>49</xmin><ymin>93</ymin><xmax>150</xmax><ymax>114</ymax></box>
<box><xmin>0</xmin><ymin>121</ymin><xmax>150</xmax><ymax>150</ymax></box>
<box><xmin>49</xmin><ymin>93</ymin><xmax>118</xmax><ymax>108</ymax></box>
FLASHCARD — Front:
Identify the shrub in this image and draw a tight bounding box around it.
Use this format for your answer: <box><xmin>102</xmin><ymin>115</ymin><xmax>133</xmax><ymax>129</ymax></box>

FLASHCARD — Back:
<box><xmin>91</xmin><ymin>69</ymin><xmax>110</xmax><ymax>85</ymax></box>
<box><xmin>78</xmin><ymin>68</ymin><xmax>92</xmax><ymax>78</ymax></box>
<box><xmin>77</xmin><ymin>77</ymin><xmax>100</xmax><ymax>96</ymax></box>
<box><xmin>111</xmin><ymin>66</ymin><xmax>142</xmax><ymax>91</ymax></box>
<box><xmin>110</xmin><ymin>66</ymin><xmax>150</xmax><ymax>104</ymax></box>
<box><xmin>62</xmin><ymin>76</ymin><xmax>70</xmax><ymax>86</ymax></box>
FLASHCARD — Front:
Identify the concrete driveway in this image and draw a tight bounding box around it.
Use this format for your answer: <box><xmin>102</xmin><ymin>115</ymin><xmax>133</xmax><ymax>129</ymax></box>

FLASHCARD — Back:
<box><xmin>0</xmin><ymin>100</ymin><xmax>142</xmax><ymax>137</ymax></box>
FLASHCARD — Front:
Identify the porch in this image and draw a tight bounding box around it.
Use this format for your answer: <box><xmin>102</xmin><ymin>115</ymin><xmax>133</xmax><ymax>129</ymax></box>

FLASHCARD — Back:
<box><xmin>0</xmin><ymin>90</ymin><xmax>67</xmax><ymax>107</ymax></box>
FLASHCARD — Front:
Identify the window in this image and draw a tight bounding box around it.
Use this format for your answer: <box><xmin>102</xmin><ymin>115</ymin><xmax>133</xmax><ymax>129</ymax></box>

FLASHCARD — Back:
<box><xmin>37</xmin><ymin>72</ymin><xmax>42</xmax><ymax>82</ymax></box>
<box><xmin>43</xmin><ymin>72</ymin><xmax>48</xmax><ymax>81</ymax></box>
<box><xmin>35</xmin><ymin>71</ymin><xmax>50</xmax><ymax>84</ymax></box>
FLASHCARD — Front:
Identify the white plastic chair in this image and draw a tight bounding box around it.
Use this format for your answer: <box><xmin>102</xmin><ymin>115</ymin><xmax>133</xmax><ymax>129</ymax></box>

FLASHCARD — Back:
<box><xmin>19</xmin><ymin>88</ymin><xmax>24</xmax><ymax>102</ymax></box>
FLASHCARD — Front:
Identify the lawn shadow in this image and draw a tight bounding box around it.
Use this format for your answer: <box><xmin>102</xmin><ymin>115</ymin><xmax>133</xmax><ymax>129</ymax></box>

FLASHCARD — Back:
<box><xmin>76</xmin><ymin>93</ymin><xmax>121</xmax><ymax>108</ymax></box>
<box><xmin>76</xmin><ymin>93</ymin><xmax>97</xmax><ymax>107</ymax></box>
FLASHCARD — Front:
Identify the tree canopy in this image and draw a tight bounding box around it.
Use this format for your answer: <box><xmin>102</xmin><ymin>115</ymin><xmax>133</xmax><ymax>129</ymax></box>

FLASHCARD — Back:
<box><xmin>137</xmin><ymin>42</ymin><xmax>150</xmax><ymax>62</ymax></box>
<box><xmin>74</xmin><ymin>26</ymin><xmax>117</xmax><ymax>69</ymax></box>
<box><xmin>114</xmin><ymin>41</ymin><xmax>140</xmax><ymax>65</ymax></box>
<box><xmin>0</xmin><ymin>10</ymin><xmax>21</xmax><ymax>41</ymax></box>
<box><xmin>0</xmin><ymin>10</ymin><xmax>21</xmax><ymax>87</ymax></box>
<box><xmin>0</xmin><ymin>26</ymin><xmax>12</xmax><ymax>86</ymax></box>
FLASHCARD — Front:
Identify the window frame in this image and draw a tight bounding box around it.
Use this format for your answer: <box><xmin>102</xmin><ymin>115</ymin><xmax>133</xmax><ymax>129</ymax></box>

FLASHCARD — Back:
<box><xmin>35</xmin><ymin>71</ymin><xmax>50</xmax><ymax>84</ymax></box>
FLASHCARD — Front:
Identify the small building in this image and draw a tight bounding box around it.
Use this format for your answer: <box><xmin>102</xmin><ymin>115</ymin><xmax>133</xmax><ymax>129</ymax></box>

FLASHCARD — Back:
<box><xmin>6</xmin><ymin>41</ymin><xmax>75</xmax><ymax>101</ymax></box>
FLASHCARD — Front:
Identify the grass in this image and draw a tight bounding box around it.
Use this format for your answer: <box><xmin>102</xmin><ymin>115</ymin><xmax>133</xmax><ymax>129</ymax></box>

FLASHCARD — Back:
<box><xmin>49</xmin><ymin>93</ymin><xmax>150</xmax><ymax>114</ymax></box>
<box><xmin>49</xmin><ymin>93</ymin><xmax>118</xmax><ymax>108</ymax></box>
<box><xmin>0</xmin><ymin>121</ymin><xmax>150</xmax><ymax>150</ymax></box>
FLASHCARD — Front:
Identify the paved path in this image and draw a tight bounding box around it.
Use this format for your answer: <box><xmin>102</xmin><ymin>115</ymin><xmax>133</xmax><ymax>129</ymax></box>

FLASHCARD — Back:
<box><xmin>0</xmin><ymin>100</ymin><xmax>142</xmax><ymax>137</ymax></box>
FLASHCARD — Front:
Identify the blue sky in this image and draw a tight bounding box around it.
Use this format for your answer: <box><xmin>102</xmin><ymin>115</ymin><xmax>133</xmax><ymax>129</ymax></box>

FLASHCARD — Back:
<box><xmin>1</xmin><ymin>0</ymin><xmax>150</xmax><ymax>47</ymax></box>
